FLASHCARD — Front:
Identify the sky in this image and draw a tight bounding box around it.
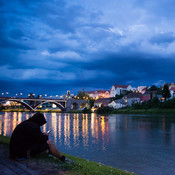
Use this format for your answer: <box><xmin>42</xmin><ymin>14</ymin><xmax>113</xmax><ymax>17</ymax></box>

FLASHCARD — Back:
<box><xmin>0</xmin><ymin>0</ymin><xmax>175</xmax><ymax>97</ymax></box>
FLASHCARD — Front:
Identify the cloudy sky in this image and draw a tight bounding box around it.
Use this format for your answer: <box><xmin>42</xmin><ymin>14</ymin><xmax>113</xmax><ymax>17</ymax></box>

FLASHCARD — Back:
<box><xmin>1</xmin><ymin>0</ymin><xmax>175</xmax><ymax>96</ymax></box>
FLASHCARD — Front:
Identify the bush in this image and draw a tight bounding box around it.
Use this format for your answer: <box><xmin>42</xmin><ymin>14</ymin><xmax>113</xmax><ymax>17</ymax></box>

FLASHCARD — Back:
<box><xmin>83</xmin><ymin>107</ymin><xmax>91</xmax><ymax>114</ymax></box>
<box><xmin>96</xmin><ymin>106</ymin><xmax>113</xmax><ymax>114</ymax></box>
<box><xmin>132</xmin><ymin>97</ymin><xmax>175</xmax><ymax>109</ymax></box>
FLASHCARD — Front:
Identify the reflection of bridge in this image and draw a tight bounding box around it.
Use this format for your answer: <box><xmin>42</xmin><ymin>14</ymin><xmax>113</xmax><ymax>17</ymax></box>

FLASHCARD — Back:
<box><xmin>0</xmin><ymin>97</ymin><xmax>88</xmax><ymax>112</ymax></box>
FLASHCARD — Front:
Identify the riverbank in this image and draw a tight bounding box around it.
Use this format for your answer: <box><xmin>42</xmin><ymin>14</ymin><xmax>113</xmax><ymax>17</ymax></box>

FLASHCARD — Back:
<box><xmin>0</xmin><ymin>135</ymin><xmax>135</xmax><ymax>175</ymax></box>
<box><xmin>110</xmin><ymin>108</ymin><xmax>175</xmax><ymax>114</ymax></box>
<box><xmin>2</xmin><ymin>108</ymin><xmax>175</xmax><ymax>115</ymax></box>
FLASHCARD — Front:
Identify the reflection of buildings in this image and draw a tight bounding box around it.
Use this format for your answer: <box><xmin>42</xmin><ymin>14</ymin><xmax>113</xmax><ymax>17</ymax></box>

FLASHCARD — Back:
<box><xmin>82</xmin><ymin>114</ymin><xmax>89</xmax><ymax>147</ymax></box>
<box><xmin>64</xmin><ymin>114</ymin><xmax>70</xmax><ymax>147</ymax></box>
<box><xmin>51</xmin><ymin>113</ymin><xmax>58</xmax><ymax>143</ymax></box>
<box><xmin>1</xmin><ymin>112</ymin><xmax>24</xmax><ymax>136</ymax></box>
<box><xmin>0</xmin><ymin>112</ymin><xmax>111</xmax><ymax>150</ymax></box>
<box><xmin>91</xmin><ymin>113</ymin><xmax>109</xmax><ymax>145</ymax></box>
<box><xmin>73</xmin><ymin>114</ymin><xmax>79</xmax><ymax>147</ymax></box>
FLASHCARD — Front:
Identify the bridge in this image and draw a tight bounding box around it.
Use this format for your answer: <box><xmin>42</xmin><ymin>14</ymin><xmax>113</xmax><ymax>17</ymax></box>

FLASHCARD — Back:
<box><xmin>0</xmin><ymin>97</ymin><xmax>89</xmax><ymax>112</ymax></box>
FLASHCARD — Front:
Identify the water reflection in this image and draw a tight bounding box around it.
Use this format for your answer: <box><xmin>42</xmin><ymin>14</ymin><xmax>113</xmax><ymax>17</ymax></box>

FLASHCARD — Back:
<box><xmin>0</xmin><ymin>112</ymin><xmax>110</xmax><ymax>149</ymax></box>
<box><xmin>1</xmin><ymin>112</ymin><xmax>175</xmax><ymax>175</ymax></box>
<box><xmin>73</xmin><ymin>114</ymin><xmax>79</xmax><ymax>147</ymax></box>
<box><xmin>64</xmin><ymin>114</ymin><xmax>71</xmax><ymax>148</ymax></box>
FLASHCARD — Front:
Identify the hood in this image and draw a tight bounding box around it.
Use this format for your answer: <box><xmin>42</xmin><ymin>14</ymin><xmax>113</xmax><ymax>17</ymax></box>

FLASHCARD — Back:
<box><xmin>29</xmin><ymin>112</ymin><xmax>47</xmax><ymax>126</ymax></box>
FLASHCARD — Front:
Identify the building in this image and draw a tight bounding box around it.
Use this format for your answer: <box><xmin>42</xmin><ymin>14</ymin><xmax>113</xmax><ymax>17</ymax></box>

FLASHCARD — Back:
<box><xmin>140</xmin><ymin>95</ymin><xmax>150</xmax><ymax>102</ymax></box>
<box><xmin>94</xmin><ymin>98</ymin><xmax>111</xmax><ymax>107</ymax></box>
<box><xmin>138</xmin><ymin>86</ymin><xmax>148</xmax><ymax>94</ymax></box>
<box><xmin>170</xmin><ymin>87</ymin><xmax>175</xmax><ymax>98</ymax></box>
<box><xmin>169</xmin><ymin>83</ymin><xmax>175</xmax><ymax>89</ymax></box>
<box><xmin>110</xmin><ymin>84</ymin><xmax>134</xmax><ymax>97</ymax></box>
<box><xmin>87</xmin><ymin>90</ymin><xmax>110</xmax><ymax>99</ymax></box>
<box><xmin>124</xmin><ymin>93</ymin><xmax>142</xmax><ymax>106</ymax></box>
<box><xmin>108</xmin><ymin>99</ymin><xmax>127</xmax><ymax>109</ymax></box>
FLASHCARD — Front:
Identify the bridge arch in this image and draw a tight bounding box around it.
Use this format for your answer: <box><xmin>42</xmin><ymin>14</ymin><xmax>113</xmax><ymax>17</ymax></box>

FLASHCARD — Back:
<box><xmin>33</xmin><ymin>100</ymin><xmax>65</xmax><ymax>111</ymax></box>
<box><xmin>71</xmin><ymin>102</ymin><xmax>78</xmax><ymax>110</ymax></box>
<box><xmin>0</xmin><ymin>99</ymin><xmax>35</xmax><ymax>111</ymax></box>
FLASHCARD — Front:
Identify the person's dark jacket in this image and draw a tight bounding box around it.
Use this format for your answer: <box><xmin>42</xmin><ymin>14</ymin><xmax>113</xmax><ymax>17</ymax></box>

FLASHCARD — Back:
<box><xmin>9</xmin><ymin>112</ymin><xmax>48</xmax><ymax>159</ymax></box>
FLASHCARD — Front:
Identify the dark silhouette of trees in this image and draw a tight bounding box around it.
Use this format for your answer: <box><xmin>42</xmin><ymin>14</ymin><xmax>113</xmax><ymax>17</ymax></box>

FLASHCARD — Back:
<box><xmin>162</xmin><ymin>83</ymin><xmax>170</xmax><ymax>100</ymax></box>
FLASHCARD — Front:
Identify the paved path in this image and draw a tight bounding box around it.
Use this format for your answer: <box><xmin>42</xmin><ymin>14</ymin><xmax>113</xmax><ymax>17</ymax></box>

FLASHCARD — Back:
<box><xmin>0</xmin><ymin>144</ymin><xmax>65</xmax><ymax>175</ymax></box>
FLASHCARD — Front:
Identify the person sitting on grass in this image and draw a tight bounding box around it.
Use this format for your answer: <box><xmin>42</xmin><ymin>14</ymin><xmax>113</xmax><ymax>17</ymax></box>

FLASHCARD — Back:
<box><xmin>9</xmin><ymin>112</ymin><xmax>71</xmax><ymax>163</ymax></box>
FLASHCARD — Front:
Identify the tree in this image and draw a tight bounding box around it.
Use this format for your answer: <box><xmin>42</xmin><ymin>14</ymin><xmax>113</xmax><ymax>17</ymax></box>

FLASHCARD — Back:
<box><xmin>148</xmin><ymin>85</ymin><xmax>158</xmax><ymax>91</ymax></box>
<box><xmin>162</xmin><ymin>83</ymin><xmax>171</xmax><ymax>100</ymax></box>
<box><xmin>89</xmin><ymin>99</ymin><xmax>95</xmax><ymax>108</ymax></box>
<box><xmin>148</xmin><ymin>85</ymin><xmax>162</xmax><ymax>96</ymax></box>
<box><xmin>76</xmin><ymin>89</ymin><xmax>89</xmax><ymax>100</ymax></box>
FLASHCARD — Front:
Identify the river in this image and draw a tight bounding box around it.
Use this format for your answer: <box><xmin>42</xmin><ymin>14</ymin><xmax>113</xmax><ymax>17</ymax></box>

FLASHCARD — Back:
<box><xmin>0</xmin><ymin>112</ymin><xmax>175</xmax><ymax>175</ymax></box>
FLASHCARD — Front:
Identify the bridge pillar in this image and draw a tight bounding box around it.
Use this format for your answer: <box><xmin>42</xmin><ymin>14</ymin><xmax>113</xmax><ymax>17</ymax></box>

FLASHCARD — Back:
<box><xmin>65</xmin><ymin>99</ymin><xmax>89</xmax><ymax>111</ymax></box>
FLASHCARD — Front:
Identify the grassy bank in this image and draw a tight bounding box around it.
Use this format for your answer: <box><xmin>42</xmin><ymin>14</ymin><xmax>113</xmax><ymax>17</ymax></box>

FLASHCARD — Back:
<box><xmin>110</xmin><ymin>108</ymin><xmax>175</xmax><ymax>114</ymax></box>
<box><xmin>0</xmin><ymin>135</ymin><xmax>135</xmax><ymax>175</ymax></box>
<box><xmin>3</xmin><ymin>108</ymin><xmax>175</xmax><ymax>115</ymax></box>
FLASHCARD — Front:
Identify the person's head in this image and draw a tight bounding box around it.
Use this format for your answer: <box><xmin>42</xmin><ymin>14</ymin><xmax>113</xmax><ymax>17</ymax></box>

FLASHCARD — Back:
<box><xmin>29</xmin><ymin>112</ymin><xmax>47</xmax><ymax>126</ymax></box>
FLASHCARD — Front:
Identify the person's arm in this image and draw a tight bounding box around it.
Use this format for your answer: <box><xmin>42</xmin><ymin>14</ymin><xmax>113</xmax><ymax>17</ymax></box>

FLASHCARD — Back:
<box><xmin>28</xmin><ymin>123</ymin><xmax>48</xmax><ymax>143</ymax></box>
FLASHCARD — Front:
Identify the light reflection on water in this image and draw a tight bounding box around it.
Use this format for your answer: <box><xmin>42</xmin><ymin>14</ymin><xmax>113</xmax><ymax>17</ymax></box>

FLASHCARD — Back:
<box><xmin>1</xmin><ymin>112</ymin><xmax>175</xmax><ymax>175</ymax></box>
<box><xmin>0</xmin><ymin>112</ymin><xmax>110</xmax><ymax>150</ymax></box>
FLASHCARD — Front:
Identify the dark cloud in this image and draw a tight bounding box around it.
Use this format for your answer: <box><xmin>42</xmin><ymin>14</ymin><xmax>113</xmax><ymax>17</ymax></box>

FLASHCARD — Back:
<box><xmin>1</xmin><ymin>0</ymin><xmax>175</xmax><ymax>96</ymax></box>
<box><xmin>150</xmin><ymin>32</ymin><xmax>175</xmax><ymax>45</ymax></box>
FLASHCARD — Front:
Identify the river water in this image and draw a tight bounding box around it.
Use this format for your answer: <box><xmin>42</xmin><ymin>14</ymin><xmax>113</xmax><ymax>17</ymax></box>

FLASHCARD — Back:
<box><xmin>0</xmin><ymin>112</ymin><xmax>175</xmax><ymax>175</ymax></box>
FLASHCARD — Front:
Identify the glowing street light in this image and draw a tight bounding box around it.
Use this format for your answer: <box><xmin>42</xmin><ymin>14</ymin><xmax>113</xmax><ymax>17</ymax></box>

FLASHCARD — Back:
<box><xmin>20</xmin><ymin>93</ymin><xmax>23</xmax><ymax>96</ymax></box>
<box><xmin>2</xmin><ymin>93</ymin><xmax>4</xmax><ymax>96</ymax></box>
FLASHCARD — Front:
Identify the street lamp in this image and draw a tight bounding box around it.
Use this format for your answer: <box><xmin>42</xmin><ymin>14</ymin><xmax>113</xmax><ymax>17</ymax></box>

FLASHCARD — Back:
<box><xmin>2</xmin><ymin>93</ymin><xmax>4</xmax><ymax>96</ymax></box>
<box><xmin>6</xmin><ymin>92</ymin><xmax>9</xmax><ymax>96</ymax></box>
<box><xmin>20</xmin><ymin>93</ymin><xmax>23</xmax><ymax>96</ymax></box>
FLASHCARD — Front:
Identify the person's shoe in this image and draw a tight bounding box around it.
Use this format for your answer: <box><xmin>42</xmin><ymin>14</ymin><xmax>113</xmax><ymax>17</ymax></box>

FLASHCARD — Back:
<box><xmin>59</xmin><ymin>155</ymin><xmax>75</xmax><ymax>164</ymax></box>
<box><xmin>59</xmin><ymin>155</ymin><xmax>66</xmax><ymax>161</ymax></box>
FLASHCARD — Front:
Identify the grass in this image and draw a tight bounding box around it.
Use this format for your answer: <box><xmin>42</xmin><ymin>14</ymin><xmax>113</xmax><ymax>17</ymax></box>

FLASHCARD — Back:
<box><xmin>111</xmin><ymin>108</ymin><xmax>175</xmax><ymax>114</ymax></box>
<box><xmin>0</xmin><ymin>134</ymin><xmax>10</xmax><ymax>145</ymax></box>
<box><xmin>2</xmin><ymin>108</ymin><xmax>175</xmax><ymax>115</ymax></box>
<box><xmin>0</xmin><ymin>135</ymin><xmax>135</xmax><ymax>175</ymax></box>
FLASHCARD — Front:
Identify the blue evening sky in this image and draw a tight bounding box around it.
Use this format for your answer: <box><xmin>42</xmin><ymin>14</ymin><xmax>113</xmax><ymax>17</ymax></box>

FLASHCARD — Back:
<box><xmin>0</xmin><ymin>0</ymin><xmax>175</xmax><ymax>96</ymax></box>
